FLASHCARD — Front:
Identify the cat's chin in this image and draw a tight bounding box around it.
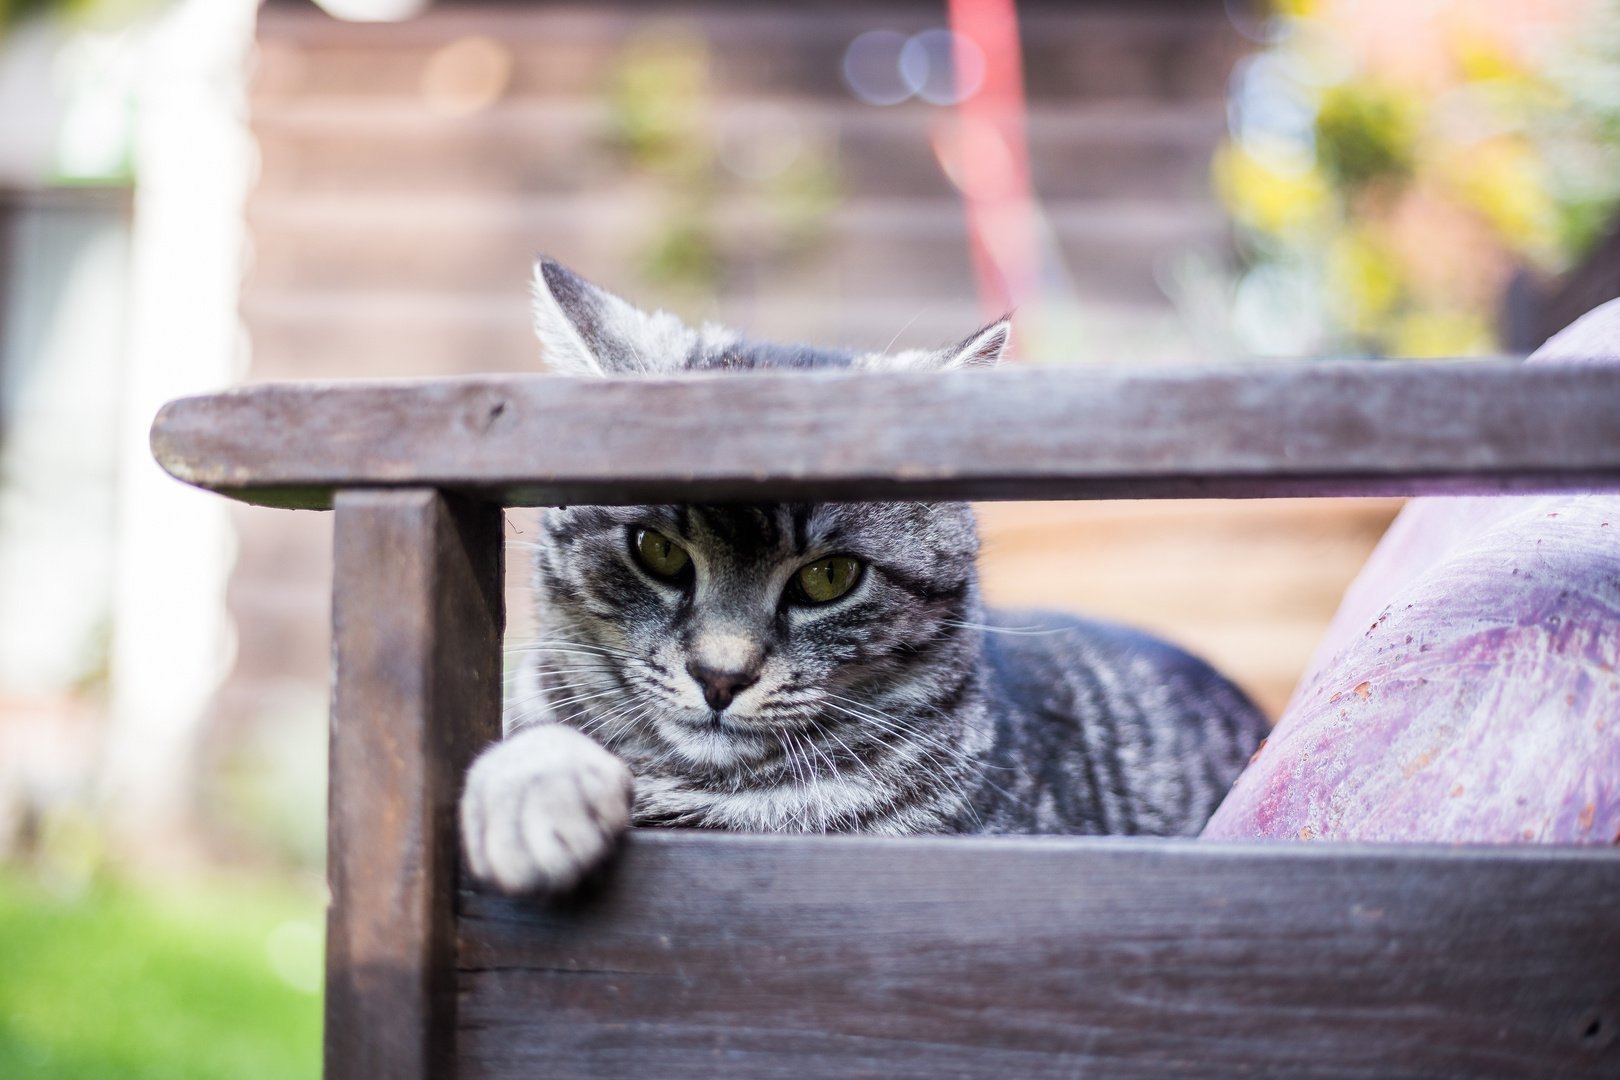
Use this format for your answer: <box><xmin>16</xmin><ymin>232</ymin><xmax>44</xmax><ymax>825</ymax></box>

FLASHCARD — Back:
<box><xmin>652</xmin><ymin>713</ymin><xmax>777</xmax><ymax>770</ymax></box>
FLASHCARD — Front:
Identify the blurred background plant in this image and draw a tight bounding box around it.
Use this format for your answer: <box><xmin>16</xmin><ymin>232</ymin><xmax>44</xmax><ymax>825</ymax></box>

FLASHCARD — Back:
<box><xmin>608</xmin><ymin>20</ymin><xmax>840</xmax><ymax>309</ymax></box>
<box><xmin>1209</xmin><ymin>0</ymin><xmax>1617</xmax><ymax>358</ymax></box>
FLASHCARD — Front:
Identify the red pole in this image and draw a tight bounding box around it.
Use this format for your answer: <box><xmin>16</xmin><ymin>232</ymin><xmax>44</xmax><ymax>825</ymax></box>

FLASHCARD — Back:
<box><xmin>944</xmin><ymin>0</ymin><xmax>1037</xmax><ymax>334</ymax></box>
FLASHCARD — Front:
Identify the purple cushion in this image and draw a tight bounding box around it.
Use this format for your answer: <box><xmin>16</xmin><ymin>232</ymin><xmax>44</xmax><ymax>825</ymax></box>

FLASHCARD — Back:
<box><xmin>1203</xmin><ymin>303</ymin><xmax>1620</xmax><ymax>844</ymax></box>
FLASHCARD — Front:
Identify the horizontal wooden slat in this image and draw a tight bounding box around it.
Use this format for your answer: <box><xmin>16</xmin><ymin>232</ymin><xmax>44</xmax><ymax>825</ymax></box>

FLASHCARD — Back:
<box><xmin>456</xmin><ymin>831</ymin><xmax>1620</xmax><ymax>1080</ymax></box>
<box><xmin>151</xmin><ymin>362</ymin><xmax>1620</xmax><ymax>508</ymax></box>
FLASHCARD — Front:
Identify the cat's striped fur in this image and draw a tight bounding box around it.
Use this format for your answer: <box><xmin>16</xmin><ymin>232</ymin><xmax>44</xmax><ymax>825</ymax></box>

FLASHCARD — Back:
<box><xmin>459</xmin><ymin>261</ymin><xmax>1268</xmax><ymax>894</ymax></box>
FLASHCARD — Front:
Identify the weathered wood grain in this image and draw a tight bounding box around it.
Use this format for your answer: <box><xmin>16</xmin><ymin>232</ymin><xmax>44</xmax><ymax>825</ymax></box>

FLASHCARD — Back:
<box><xmin>151</xmin><ymin>362</ymin><xmax>1620</xmax><ymax>509</ymax></box>
<box><xmin>326</xmin><ymin>490</ymin><xmax>503</xmax><ymax>1080</ymax></box>
<box><xmin>456</xmin><ymin>831</ymin><xmax>1620</xmax><ymax>1080</ymax></box>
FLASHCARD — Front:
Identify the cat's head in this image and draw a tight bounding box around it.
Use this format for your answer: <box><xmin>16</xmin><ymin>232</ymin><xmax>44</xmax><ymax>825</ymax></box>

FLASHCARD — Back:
<box><xmin>524</xmin><ymin>260</ymin><xmax>1005</xmax><ymax>774</ymax></box>
<box><xmin>531</xmin><ymin>258</ymin><xmax>1009</xmax><ymax>377</ymax></box>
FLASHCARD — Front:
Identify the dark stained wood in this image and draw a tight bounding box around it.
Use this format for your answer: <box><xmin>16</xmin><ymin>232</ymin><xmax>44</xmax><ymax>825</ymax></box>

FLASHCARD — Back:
<box><xmin>457</xmin><ymin>831</ymin><xmax>1620</xmax><ymax>1080</ymax></box>
<box><xmin>326</xmin><ymin>489</ymin><xmax>503</xmax><ymax>1080</ymax></box>
<box><xmin>152</xmin><ymin>362</ymin><xmax>1620</xmax><ymax>510</ymax></box>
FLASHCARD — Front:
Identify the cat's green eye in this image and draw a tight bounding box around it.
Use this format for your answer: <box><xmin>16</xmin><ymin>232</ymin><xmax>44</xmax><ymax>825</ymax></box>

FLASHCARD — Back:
<box><xmin>794</xmin><ymin>556</ymin><xmax>862</xmax><ymax>604</ymax></box>
<box><xmin>633</xmin><ymin>528</ymin><xmax>690</xmax><ymax>578</ymax></box>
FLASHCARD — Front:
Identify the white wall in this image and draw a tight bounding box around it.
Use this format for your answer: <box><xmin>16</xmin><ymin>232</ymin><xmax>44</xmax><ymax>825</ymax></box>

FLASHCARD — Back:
<box><xmin>102</xmin><ymin>0</ymin><xmax>260</xmax><ymax>861</ymax></box>
<box><xmin>0</xmin><ymin>0</ymin><xmax>260</xmax><ymax>867</ymax></box>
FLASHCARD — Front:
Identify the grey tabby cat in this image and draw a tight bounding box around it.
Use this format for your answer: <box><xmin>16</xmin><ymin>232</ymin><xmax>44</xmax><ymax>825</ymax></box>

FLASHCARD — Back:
<box><xmin>459</xmin><ymin>260</ymin><xmax>1269</xmax><ymax>894</ymax></box>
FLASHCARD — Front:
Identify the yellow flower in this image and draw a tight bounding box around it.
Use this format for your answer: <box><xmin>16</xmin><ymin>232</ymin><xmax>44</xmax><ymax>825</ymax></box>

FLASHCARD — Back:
<box><xmin>1325</xmin><ymin>230</ymin><xmax>1403</xmax><ymax>336</ymax></box>
<box><xmin>1270</xmin><ymin>0</ymin><xmax>1321</xmax><ymax>18</ymax></box>
<box><xmin>1442</xmin><ymin>137</ymin><xmax>1559</xmax><ymax>265</ymax></box>
<box><xmin>1213</xmin><ymin>140</ymin><xmax>1332</xmax><ymax>239</ymax></box>
<box><xmin>1450</xmin><ymin>26</ymin><xmax>1525</xmax><ymax>85</ymax></box>
<box><xmin>1390</xmin><ymin>309</ymin><xmax>1494</xmax><ymax>358</ymax></box>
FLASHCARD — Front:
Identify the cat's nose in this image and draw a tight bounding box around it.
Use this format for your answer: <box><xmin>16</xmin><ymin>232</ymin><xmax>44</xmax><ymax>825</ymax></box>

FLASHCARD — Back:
<box><xmin>686</xmin><ymin>661</ymin><xmax>759</xmax><ymax>712</ymax></box>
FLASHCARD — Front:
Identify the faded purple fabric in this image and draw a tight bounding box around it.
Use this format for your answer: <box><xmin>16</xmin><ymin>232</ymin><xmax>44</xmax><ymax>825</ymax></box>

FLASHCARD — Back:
<box><xmin>1203</xmin><ymin>301</ymin><xmax>1620</xmax><ymax>844</ymax></box>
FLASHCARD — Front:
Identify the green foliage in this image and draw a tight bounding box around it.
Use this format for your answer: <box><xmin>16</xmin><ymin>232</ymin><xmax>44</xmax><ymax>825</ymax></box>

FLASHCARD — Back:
<box><xmin>1557</xmin><ymin>195</ymin><xmax>1620</xmax><ymax>265</ymax></box>
<box><xmin>0</xmin><ymin>0</ymin><xmax>158</xmax><ymax>35</ymax></box>
<box><xmin>641</xmin><ymin>217</ymin><xmax>720</xmax><ymax>293</ymax></box>
<box><xmin>760</xmin><ymin>150</ymin><xmax>841</xmax><ymax>256</ymax></box>
<box><xmin>0</xmin><ymin>0</ymin><xmax>65</xmax><ymax>33</ymax></box>
<box><xmin>0</xmin><ymin>870</ymin><xmax>322</xmax><ymax>1080</ymax></box>
<box><xmin>1538</xmin><ymin>0</ymin><xmax>1620</xmax><ymax>263</ymax></box>
<box><xmin>1314</xmin><ymin>84</ymin><xmax>1414</xmax><ymax>191</ymax></box>
<box><xmin>605</xmin><ymin>22</ymin><xmax>840</xmax><ymax>301</ymax></box>
<box><xmin>609</xmin><ymin>24</ymin><xmax>712</xmax><ymax>183</ymax></box>
<box><xmin>607</xmin><ymin>24</ymin><xmax>721</xmax><ymax>293</ymax></box>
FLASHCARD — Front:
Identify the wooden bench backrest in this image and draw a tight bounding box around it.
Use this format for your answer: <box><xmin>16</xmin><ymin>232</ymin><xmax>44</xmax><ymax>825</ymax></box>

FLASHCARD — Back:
<box><xmin>153</xmin><ymin>363</ymin><xmax>1620</xmax><ymax>1079</ymax></box>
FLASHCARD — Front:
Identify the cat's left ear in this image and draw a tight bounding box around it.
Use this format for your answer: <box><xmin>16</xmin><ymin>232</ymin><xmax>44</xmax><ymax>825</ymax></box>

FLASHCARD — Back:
<box><xmin>938</xmin><ymin>319</ymin><xmax>1011</xmax><ymax>370</ymax></box>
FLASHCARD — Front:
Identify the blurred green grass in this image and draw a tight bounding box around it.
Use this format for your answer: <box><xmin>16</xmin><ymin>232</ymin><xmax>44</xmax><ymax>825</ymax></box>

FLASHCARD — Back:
<box><xmin>0</xmin><ymin>869</ymin><xmax>323</xmax><ymax>1080</ymax></box>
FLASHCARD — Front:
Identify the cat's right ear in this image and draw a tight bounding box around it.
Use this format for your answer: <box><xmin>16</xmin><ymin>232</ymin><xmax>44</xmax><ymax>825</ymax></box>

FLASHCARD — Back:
<box><xmin>531</xmin><ymin>258</ymin><xmax>699</xmax><ymax>377</ymax></box>
<box><xmin>530</xmin><ymin>259</ymin><xmax>616</xmax><ymax>376</ymax></box>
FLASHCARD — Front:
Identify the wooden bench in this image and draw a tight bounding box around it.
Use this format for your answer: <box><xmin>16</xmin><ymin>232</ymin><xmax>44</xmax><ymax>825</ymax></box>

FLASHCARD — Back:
<box><xmin>152</xmin><ymin>361</ymin><xmax>1620</xmax><ymax>1079</ymax></box>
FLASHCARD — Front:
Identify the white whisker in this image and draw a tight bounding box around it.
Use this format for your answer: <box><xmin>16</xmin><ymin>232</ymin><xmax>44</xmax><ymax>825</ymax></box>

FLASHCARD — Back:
<box><xmin>942</xmin><ymin>619</ymin><xmax>1071</xmax><ymax>637</ymax></box>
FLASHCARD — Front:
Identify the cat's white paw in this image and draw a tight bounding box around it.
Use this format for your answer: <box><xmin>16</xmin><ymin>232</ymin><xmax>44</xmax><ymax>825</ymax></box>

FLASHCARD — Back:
<box><xmin>460</xmin><ymin>724</ymin><xmax>634</xmax><ymax>895</ymax></box>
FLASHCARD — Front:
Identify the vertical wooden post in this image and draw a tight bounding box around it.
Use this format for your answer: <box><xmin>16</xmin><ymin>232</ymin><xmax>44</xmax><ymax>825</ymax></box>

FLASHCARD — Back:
<box><xmin>324</xmin><ymin>489</ymin><xmax>503</xmax><ymax>1080</ymax></box>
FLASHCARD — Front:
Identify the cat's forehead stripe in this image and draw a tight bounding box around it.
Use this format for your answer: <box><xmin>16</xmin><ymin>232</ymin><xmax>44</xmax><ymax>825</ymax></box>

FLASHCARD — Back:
<box><xmin>791</xmin><ymin>506</ymin><xmax>810</xmax><ymax>554</ymax></box>
<box><xmin>690</xmin><ymin>505</ymin><xmax>780</xmax><ymax>554</ymax></box>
